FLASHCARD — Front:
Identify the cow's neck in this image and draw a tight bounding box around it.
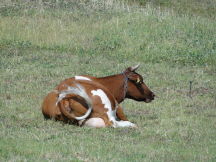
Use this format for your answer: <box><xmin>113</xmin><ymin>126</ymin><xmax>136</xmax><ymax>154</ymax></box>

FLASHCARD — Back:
<box><xmin>96</xmin><ymin>74</ymin><xmax>126</xmax><ymax>103</ymax></box>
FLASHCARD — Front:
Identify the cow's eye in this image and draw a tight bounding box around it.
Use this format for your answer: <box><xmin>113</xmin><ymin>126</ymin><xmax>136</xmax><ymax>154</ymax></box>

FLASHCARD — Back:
<box><xmin>136</xmin><ymin>78</ymin><xmax>143</xmax><ymax>84</ymax></box>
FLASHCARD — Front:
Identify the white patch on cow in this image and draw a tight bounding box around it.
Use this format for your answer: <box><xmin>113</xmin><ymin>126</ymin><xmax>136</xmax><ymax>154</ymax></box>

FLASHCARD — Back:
<box><xmin>91</xmin><ymin>89</ymin><xmax>136</xmax><ymax>128</ymax></box>
<box><xmin>75</xmin><ymin>76</ymin><xmax>91</xmax><ymax>81</ymax></box>
<box><xmin>91</xmin><ymin>89</ymin><xmax>116</xmax><ymax>124</ymax></box>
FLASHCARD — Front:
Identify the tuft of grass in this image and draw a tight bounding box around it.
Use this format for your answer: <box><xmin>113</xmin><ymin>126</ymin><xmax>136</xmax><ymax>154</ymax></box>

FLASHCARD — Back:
<box><xmin>0</xmin><ymin>0</ymin><xmax>216</xmax><ymax>161</ymax></box>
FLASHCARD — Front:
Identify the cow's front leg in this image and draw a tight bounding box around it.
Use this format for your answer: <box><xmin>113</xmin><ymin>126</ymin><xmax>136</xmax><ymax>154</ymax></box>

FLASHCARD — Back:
<box><xmin>116</xmin><ymin>105</ymin><xmax>128</xmax><ymax>121</ymax></box>
<box><xmin>115</xmin><ymin>106</ymin><xmax>137</xmax><ymax>128</ymax></box>
<box><xmin>115</xmin><ymin>121</ymin><xmax>137</xmax><ymax>128</ymax></box>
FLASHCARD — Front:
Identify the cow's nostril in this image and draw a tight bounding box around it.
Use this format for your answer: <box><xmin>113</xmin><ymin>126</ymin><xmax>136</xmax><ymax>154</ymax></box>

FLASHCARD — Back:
<box><xmin>152</xmin><ymin>93</ymin><xmax>155</xmax><ymax>99</ymax></box>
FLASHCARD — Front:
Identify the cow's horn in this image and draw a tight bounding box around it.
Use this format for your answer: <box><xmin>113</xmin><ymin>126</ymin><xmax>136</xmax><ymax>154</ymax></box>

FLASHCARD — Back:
<box><xmin>131</xmin><ymin>64</ymin><xmax>140</xmax><ymax>71</ymax></box>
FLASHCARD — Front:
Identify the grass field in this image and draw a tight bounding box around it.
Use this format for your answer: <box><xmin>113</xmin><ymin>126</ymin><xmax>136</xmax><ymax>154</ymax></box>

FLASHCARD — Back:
<box><xmin>0</xmin><ymin>0</ymin><xmax>216</xmax><ymax>161</ymax></box>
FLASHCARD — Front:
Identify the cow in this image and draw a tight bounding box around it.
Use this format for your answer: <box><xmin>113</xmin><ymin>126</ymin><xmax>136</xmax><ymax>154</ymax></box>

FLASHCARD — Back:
<box><xmin>41</xmin><ymin>64</ymin><xmax>155</xmax><ymax>128</ymax></box>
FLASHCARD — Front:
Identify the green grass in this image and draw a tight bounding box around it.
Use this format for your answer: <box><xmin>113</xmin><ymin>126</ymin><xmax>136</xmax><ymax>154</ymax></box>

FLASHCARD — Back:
<box><xmin>133</xmin><ymin>0</ymin><xmax>216</xmax><ymax>19</ymax></box>
<box><xmin>0</xmin><ymin>0</ymin><xmax>216</xmax><ymax>161</ymax></box>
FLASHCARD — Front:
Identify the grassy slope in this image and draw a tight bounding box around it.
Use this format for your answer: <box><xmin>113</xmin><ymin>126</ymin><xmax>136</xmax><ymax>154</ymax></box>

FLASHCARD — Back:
<box><xmin>0</xmin><ymin>0</ymin><xmax>216</xmax><ymax>161</ymax></box>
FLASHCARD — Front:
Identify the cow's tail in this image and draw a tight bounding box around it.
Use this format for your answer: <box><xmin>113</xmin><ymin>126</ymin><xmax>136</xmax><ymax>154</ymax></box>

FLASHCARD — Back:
<box><xmin>56</xmin><ymin>84</ymin><xmax>92</xmax><ymax>121</ymax></box>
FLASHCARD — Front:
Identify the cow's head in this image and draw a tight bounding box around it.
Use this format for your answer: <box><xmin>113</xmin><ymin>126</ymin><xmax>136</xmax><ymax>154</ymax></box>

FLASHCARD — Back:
<box><xmin>123</xmin><ymin>64</ymin><xmax>155</xmax><ymax>103</ymax></box>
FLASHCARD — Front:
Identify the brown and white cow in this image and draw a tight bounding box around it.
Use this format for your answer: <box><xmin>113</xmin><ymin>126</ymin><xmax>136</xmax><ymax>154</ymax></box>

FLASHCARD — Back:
<box><xmin>41</xmin><ymin>65</ymin><xmax>155</xmax><ymax>128</ymax></box>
